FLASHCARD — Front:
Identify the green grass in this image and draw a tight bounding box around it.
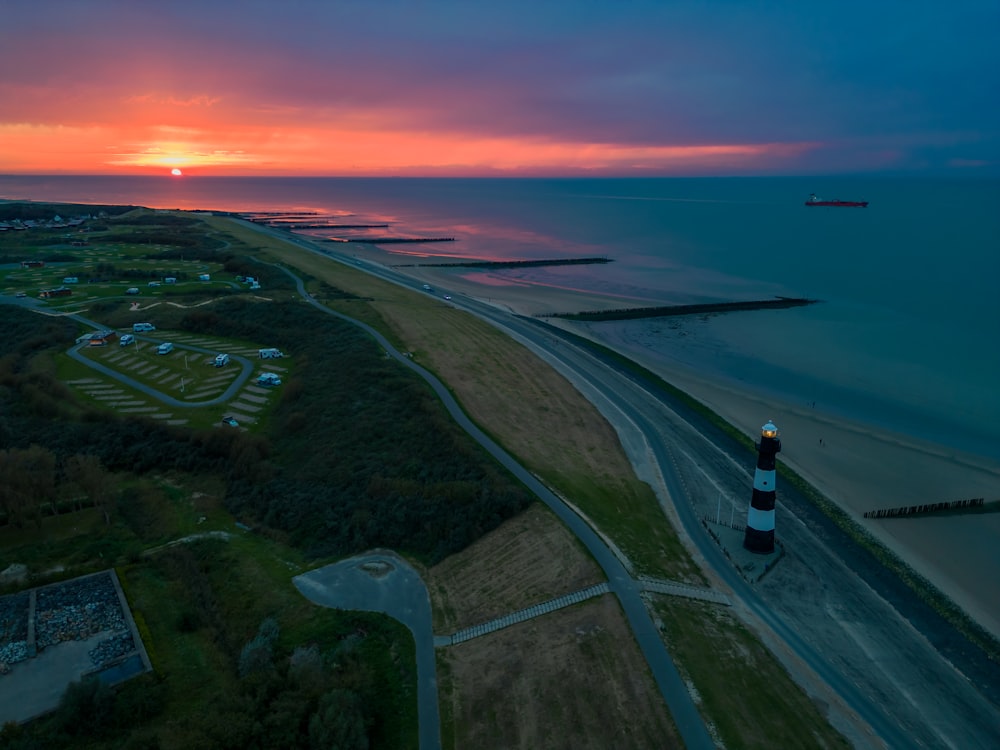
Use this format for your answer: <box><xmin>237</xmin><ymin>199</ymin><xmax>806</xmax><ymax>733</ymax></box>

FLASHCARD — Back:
<box><xmin>651</xmin><ymin>597</ymin><xmax>851</xmax><ymax>750</ymax></box>
<box><xmin>2</xmin><ymin>475</ymin><xmax>419</xmax><ymax>749</ymax></box>
<box><xmin>53</xmin><ymin>330</ymin><xmax>292</xmax><ymax>433</ymax></box>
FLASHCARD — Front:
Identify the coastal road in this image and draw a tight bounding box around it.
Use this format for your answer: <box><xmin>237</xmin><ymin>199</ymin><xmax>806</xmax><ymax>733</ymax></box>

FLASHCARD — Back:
<box><xmin>451</xmin><ymin>296</ymin><xmax>1000</xmax><ymax>749</ymax></box>
<box><xmin>268</xmin><ymin>260</ymin><xmax>717</xmax><ymax>750</ymax></box>
<box><xmin>251</xmin><ymin>223</ymin><xmax>1000</xmax><ymax>748</ymax></box>
<box><xmin>451</xmin><ymin>299</ymin><xmax>1000</xmax><ymax>748</ymax></box>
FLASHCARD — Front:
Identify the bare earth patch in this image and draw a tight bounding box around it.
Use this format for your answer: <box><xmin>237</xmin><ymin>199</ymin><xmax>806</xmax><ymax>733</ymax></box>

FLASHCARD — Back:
<box><xmin>427</xmin><ymin>504</ymin><xmax>605</xmax><ymax>633</ymax></box>
<box><xmin>438</xmin><ymin>595</ymin><xmax>682</xmax><ymax>750</ymax></box>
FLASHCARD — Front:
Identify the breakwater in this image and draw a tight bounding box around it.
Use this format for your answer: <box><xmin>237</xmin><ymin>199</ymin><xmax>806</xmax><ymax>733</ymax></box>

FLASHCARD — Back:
<box><xmin>393</xmin><ymin>256</ymin><xmax>612</xmax><ymax>269</ymax></box>
<box><xmin>543</xmin><ymin>296</ymin><xmax>817</xmax><ymax>321</ymax></box>
<box><xmin>863</xmin><ymin>498</ymin><xmax>988</xmax><ymax>519</ymax></box>
<box><xmin>270</xmin><ymin>223</ymin><xmax>390</xmax><ymax>229</ymax></box>
<box><xmin>325</xmin><ymin>236</ymin><xmax>455</xmax><ymax>244</ymax></box>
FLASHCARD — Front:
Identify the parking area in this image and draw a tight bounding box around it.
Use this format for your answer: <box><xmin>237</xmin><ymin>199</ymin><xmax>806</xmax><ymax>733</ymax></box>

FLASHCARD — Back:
<box><xmin>0</xmin><ymin>570</ymin><xmax>152</xmax><ymax>725</ymax></box>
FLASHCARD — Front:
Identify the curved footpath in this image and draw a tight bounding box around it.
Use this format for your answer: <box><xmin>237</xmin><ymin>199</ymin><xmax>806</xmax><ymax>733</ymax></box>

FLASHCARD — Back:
<box><xmin>63</xmin><ymin>312</ymin><xmax>254</xmax><ymax>407</ymax></box>
<box><xmin>252</xmin><ymin>225</ymin><xmax>1000</xmax><ymax>749</ymax></box>
<box><xmin>271</xmin><ymin>262</ymin><xmax>716</xmax><ymax>750</ymax></box>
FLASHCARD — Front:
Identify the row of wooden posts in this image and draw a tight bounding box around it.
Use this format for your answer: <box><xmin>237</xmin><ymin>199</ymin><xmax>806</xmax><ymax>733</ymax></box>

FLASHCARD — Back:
<box><xmin>863</xmin><ymin>497</ymin><xmax>985</xmax><ymax>519</ymax></box>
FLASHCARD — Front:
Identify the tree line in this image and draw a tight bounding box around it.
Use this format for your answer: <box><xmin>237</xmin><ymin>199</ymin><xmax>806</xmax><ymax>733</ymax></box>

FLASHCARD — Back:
<box><xmin>1</xmin><ymin>290</ymin><xmax>532</xmax><ymax>564</ymax></box>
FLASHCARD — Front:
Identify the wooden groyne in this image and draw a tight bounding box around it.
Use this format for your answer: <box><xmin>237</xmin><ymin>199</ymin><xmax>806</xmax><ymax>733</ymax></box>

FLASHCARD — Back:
<box><xmin>864</xmin><ymin>498</ymin><xmax>988</xmax><ymax>519</ymax></box>
<box><xmin>392</xmin><ymin>257</ymin><xmax>612</xmax><ymax>269</ymax></box>
<box><xmin>244</xmin><ymin>212</ymin><xmax>320</xmax><ymax>218</ymax></box>
<box><xmin>325</xmin><ymin>237</ymin><xmax>455</xmax><ymax>244</ymax></box>
<box><xmin>543</xmin><ymin>296</ymin><xmax>818</xmax><ymax>322</ymax></box>
<box><xmin>268</xmin><ymin>223</ymin><xmax>390</xmax><ymax>229</ymax></box>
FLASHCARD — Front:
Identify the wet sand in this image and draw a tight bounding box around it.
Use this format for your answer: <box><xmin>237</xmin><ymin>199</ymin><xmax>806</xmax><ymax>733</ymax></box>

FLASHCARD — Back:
<box><xmin>338</xmin><ymin>241</ymin><xmax>1000</xmax><ymax>640</ymax></box>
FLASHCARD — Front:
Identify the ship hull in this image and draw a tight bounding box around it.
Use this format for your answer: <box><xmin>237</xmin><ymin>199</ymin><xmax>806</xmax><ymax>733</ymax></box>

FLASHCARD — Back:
<box><xmin>805</xmin><ymin>200</ymin><xmax>868</xmax><ymax>207</ymax></box>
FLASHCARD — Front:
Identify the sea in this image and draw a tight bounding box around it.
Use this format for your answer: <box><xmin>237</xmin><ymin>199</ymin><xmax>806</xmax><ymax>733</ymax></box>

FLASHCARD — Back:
<box><xmin>3</xmin><ymin>174</ymin><xmax>998</xmax><ymax>461</ymax></box>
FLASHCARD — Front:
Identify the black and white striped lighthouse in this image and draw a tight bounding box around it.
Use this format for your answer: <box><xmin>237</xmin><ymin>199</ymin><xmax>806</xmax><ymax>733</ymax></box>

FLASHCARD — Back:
<box><xmin>743</xmin><ymin>421</ymin><xmax>781</xmax><ymax>554</ymax></box>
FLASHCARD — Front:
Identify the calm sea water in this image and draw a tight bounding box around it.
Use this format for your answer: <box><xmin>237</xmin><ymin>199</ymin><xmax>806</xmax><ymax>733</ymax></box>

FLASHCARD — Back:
<box><xmin>3</xmin><ymin>175</ymin><xmax>998</xmax><ymax>458</ymax></box>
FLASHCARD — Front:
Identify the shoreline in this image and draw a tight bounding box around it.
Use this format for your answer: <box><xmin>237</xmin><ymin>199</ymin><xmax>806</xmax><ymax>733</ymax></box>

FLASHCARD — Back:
<box><xmin>340</xmin><ymin>239</ymin><xmax>1000</xmax><ymax>641</ymax></box>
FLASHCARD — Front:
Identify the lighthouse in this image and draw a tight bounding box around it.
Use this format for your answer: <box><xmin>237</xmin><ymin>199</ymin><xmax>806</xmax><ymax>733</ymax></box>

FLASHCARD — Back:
<box><xmin>744</xmin><ymin>421</ymin><xmax>781</xmax><ymax>554</ymax></box>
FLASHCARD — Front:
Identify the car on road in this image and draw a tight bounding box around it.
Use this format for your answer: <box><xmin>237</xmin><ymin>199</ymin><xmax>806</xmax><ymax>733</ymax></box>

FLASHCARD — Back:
<box><xmin>119</xmin><ymin>334</ymin><xmax>135</xmax><ymax>346</ymax></box>
<box><xmin>15</xmin><ymin>292</ymin><xmax>26</xmax><ymax>298</ymax></box>
<box><xmin>221</xmin><ymin>416</ymin><xmax>239</xmax><ymax>427</ymax></box>
<box><xmin>443</xmin><ymin>295</ymin><xmax>452</xmax><ymax>300</ymax></box>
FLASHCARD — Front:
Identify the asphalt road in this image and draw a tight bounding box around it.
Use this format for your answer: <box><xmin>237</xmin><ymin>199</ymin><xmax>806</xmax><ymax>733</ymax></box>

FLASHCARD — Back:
<box><xmin>265</xmin><ymin>260</ymin><xmax>716</xmax><ymax>750</ymax></box>
<box><xmin>453</xmin><ymin>298</ymin><xmax>1000</xmax><ymax>749</ymax></box>
<box><xmin>253</xmin><ymin>224</ymin><xmax>1000</xmax><ymax>749</ymax></box>
<box><xmin>293</xmin><ymin>553</ymin><xmax>440</xmax><ymax>750</ymax></box>
<box><xmin>63</xmin><ymin>312</ymin><xmax>255</xmax><ymax>408</ymax></box>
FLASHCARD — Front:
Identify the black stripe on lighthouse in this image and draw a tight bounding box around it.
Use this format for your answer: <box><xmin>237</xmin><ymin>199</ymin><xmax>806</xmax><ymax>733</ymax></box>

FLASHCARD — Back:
<box><xmin>744</xmin><ymin>421</ymin><xmax>780</xmax><ymax>554</ymax></box>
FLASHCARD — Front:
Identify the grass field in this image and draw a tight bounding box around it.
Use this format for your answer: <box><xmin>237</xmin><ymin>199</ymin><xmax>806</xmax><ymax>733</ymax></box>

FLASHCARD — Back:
<box><xmin>0</xmin><ymin>208</ymin><xmax>852</xmax><ymax>749</ymax></box>
<box><xmin>230</xmin><ymin>218</ymin><xmax>850</xmax><ymax>748</ymax></box>
<box><xmin>245</xmin><ymin>228</ymin><xmax>703</xmax><ymax>582</ymax></box>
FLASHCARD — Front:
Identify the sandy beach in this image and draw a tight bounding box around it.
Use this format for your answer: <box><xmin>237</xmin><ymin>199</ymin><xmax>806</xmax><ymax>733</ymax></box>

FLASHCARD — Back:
<box><xmin>342</xmin><ymin>240</ymin><xmax>1000</xmax><ymax>641</ymax></box>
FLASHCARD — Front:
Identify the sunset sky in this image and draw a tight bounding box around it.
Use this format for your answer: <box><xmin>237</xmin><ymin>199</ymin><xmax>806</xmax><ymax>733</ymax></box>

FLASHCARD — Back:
<box><xmin>2</xmin><ymin>1</ymin><xmax>997</xmax><ymax>177</ymax></box>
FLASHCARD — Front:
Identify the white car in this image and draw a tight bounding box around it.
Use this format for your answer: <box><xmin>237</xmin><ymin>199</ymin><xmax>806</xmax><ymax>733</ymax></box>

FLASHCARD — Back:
<box><xmin>119</xmin><ymin>334</ymin><xmax>135</xmax><ymax>346</ymax></box>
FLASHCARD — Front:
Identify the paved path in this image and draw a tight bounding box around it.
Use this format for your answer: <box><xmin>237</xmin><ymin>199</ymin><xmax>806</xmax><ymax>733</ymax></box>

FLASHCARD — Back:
<box><xmin>264</xmin><ymin>259</ymin><xmax>716</xmax><ymax>750</ymax></box>
<box><xmin>254</xmin><ymin>231</ymin><xmax>1000</xmax><ymax>749</ymax></box>
<box><xmin>438</xmin><ymin>583</ymin><xmax>612</xmax><ymax>647</ymax></box>
<box><xmin>63</xmin><ymin>312</ymin><xmax>254</xmax><ymax>407</ymax></box>
<box><xmin>293</xmin><ymin>552</ymin><xmax>441</xmax><ymax>750</ymax></box>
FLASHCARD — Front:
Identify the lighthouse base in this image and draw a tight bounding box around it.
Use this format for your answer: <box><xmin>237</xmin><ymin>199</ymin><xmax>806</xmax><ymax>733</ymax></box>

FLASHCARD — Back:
<box><xmin>743</xmin><ymin>527</ymin><xmax>775</xmax><ymax>554</ymax></box>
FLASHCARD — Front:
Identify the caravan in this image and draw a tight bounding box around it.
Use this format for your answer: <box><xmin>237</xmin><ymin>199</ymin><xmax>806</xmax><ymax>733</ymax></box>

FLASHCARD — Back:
<box><xmin>258</xmin><ymin>348</ymin><xmax>284</xmax><ymax>359</ymax></box>
<box><xmin>214</xmin><ymin>353</ymin><xmax>230</xmax><ymax>367</ymax></box>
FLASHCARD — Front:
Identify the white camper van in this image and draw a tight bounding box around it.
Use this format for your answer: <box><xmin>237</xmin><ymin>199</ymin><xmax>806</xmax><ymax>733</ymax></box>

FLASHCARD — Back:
<box><xmin>157</xmin><ymin>342</ymin><xmax>174</xmax><ymax>355</ymax></box>
<box><xmin>214</xmin><ymin>353</ymin><xmax>230</xmax><ymax>367</ymax></box>
<box><xmin>258</xmin><ymin>348</ymin><xmax>284</xmax><ymax>359</ymax></box>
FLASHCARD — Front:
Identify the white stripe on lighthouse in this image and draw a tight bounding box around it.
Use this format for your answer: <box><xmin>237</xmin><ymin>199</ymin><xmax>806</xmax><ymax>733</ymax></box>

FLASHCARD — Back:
<box><xmin>753</xmin><ymin>469</ymin><xmax>776</xmax><ymax>492</ymax></box>
<box><xmin>747</xmin><ymin>506</ymin><xmax>775</xmax><ymax>532</ymax></box>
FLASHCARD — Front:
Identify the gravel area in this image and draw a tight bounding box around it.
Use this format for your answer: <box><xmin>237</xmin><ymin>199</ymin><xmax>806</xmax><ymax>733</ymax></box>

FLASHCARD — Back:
<box><xmin>34</xmin><ymin>574</ymin><xmax>127</xmax><ymax>659</ymax></box>
<box><xmin>0</xmin><ymin>592</ymin><xmax>29</xmax><ymax>674</ymax></box>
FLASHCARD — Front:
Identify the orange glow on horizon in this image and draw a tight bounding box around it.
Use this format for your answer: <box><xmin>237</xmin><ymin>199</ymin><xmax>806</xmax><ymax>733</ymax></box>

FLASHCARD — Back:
<box><xmin>0</xmin><ymin>121</ymin><xmax>818</xmax><ymax>176</ymax></box>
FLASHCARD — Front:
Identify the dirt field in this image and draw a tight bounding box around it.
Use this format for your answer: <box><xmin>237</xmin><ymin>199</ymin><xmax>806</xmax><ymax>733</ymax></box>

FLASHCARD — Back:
<box><xmin>225</xmin><ymin>219</ymin><xmax>855</xmax><ymax>747</ymax></box>
<box><xmin>427</xmin><ymin>503</ymin><xmax>604</xmax><ymax>633</ymax></box>
<box><xmin>437</xmin><ymin>594</ymin><xmax>682</xmax><ymax>750</ymax></box>
<box><xmin>423</xmin><ymin>497</ymin><xmax>682</xmax><ymax>748</ymax></box>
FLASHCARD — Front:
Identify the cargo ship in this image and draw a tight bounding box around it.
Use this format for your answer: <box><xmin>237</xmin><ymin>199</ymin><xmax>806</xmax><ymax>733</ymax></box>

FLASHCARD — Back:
<box><xmin>805</xmin><ymin>193</ymin><xmax>868</xmax><ymax>207</ymax></box>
